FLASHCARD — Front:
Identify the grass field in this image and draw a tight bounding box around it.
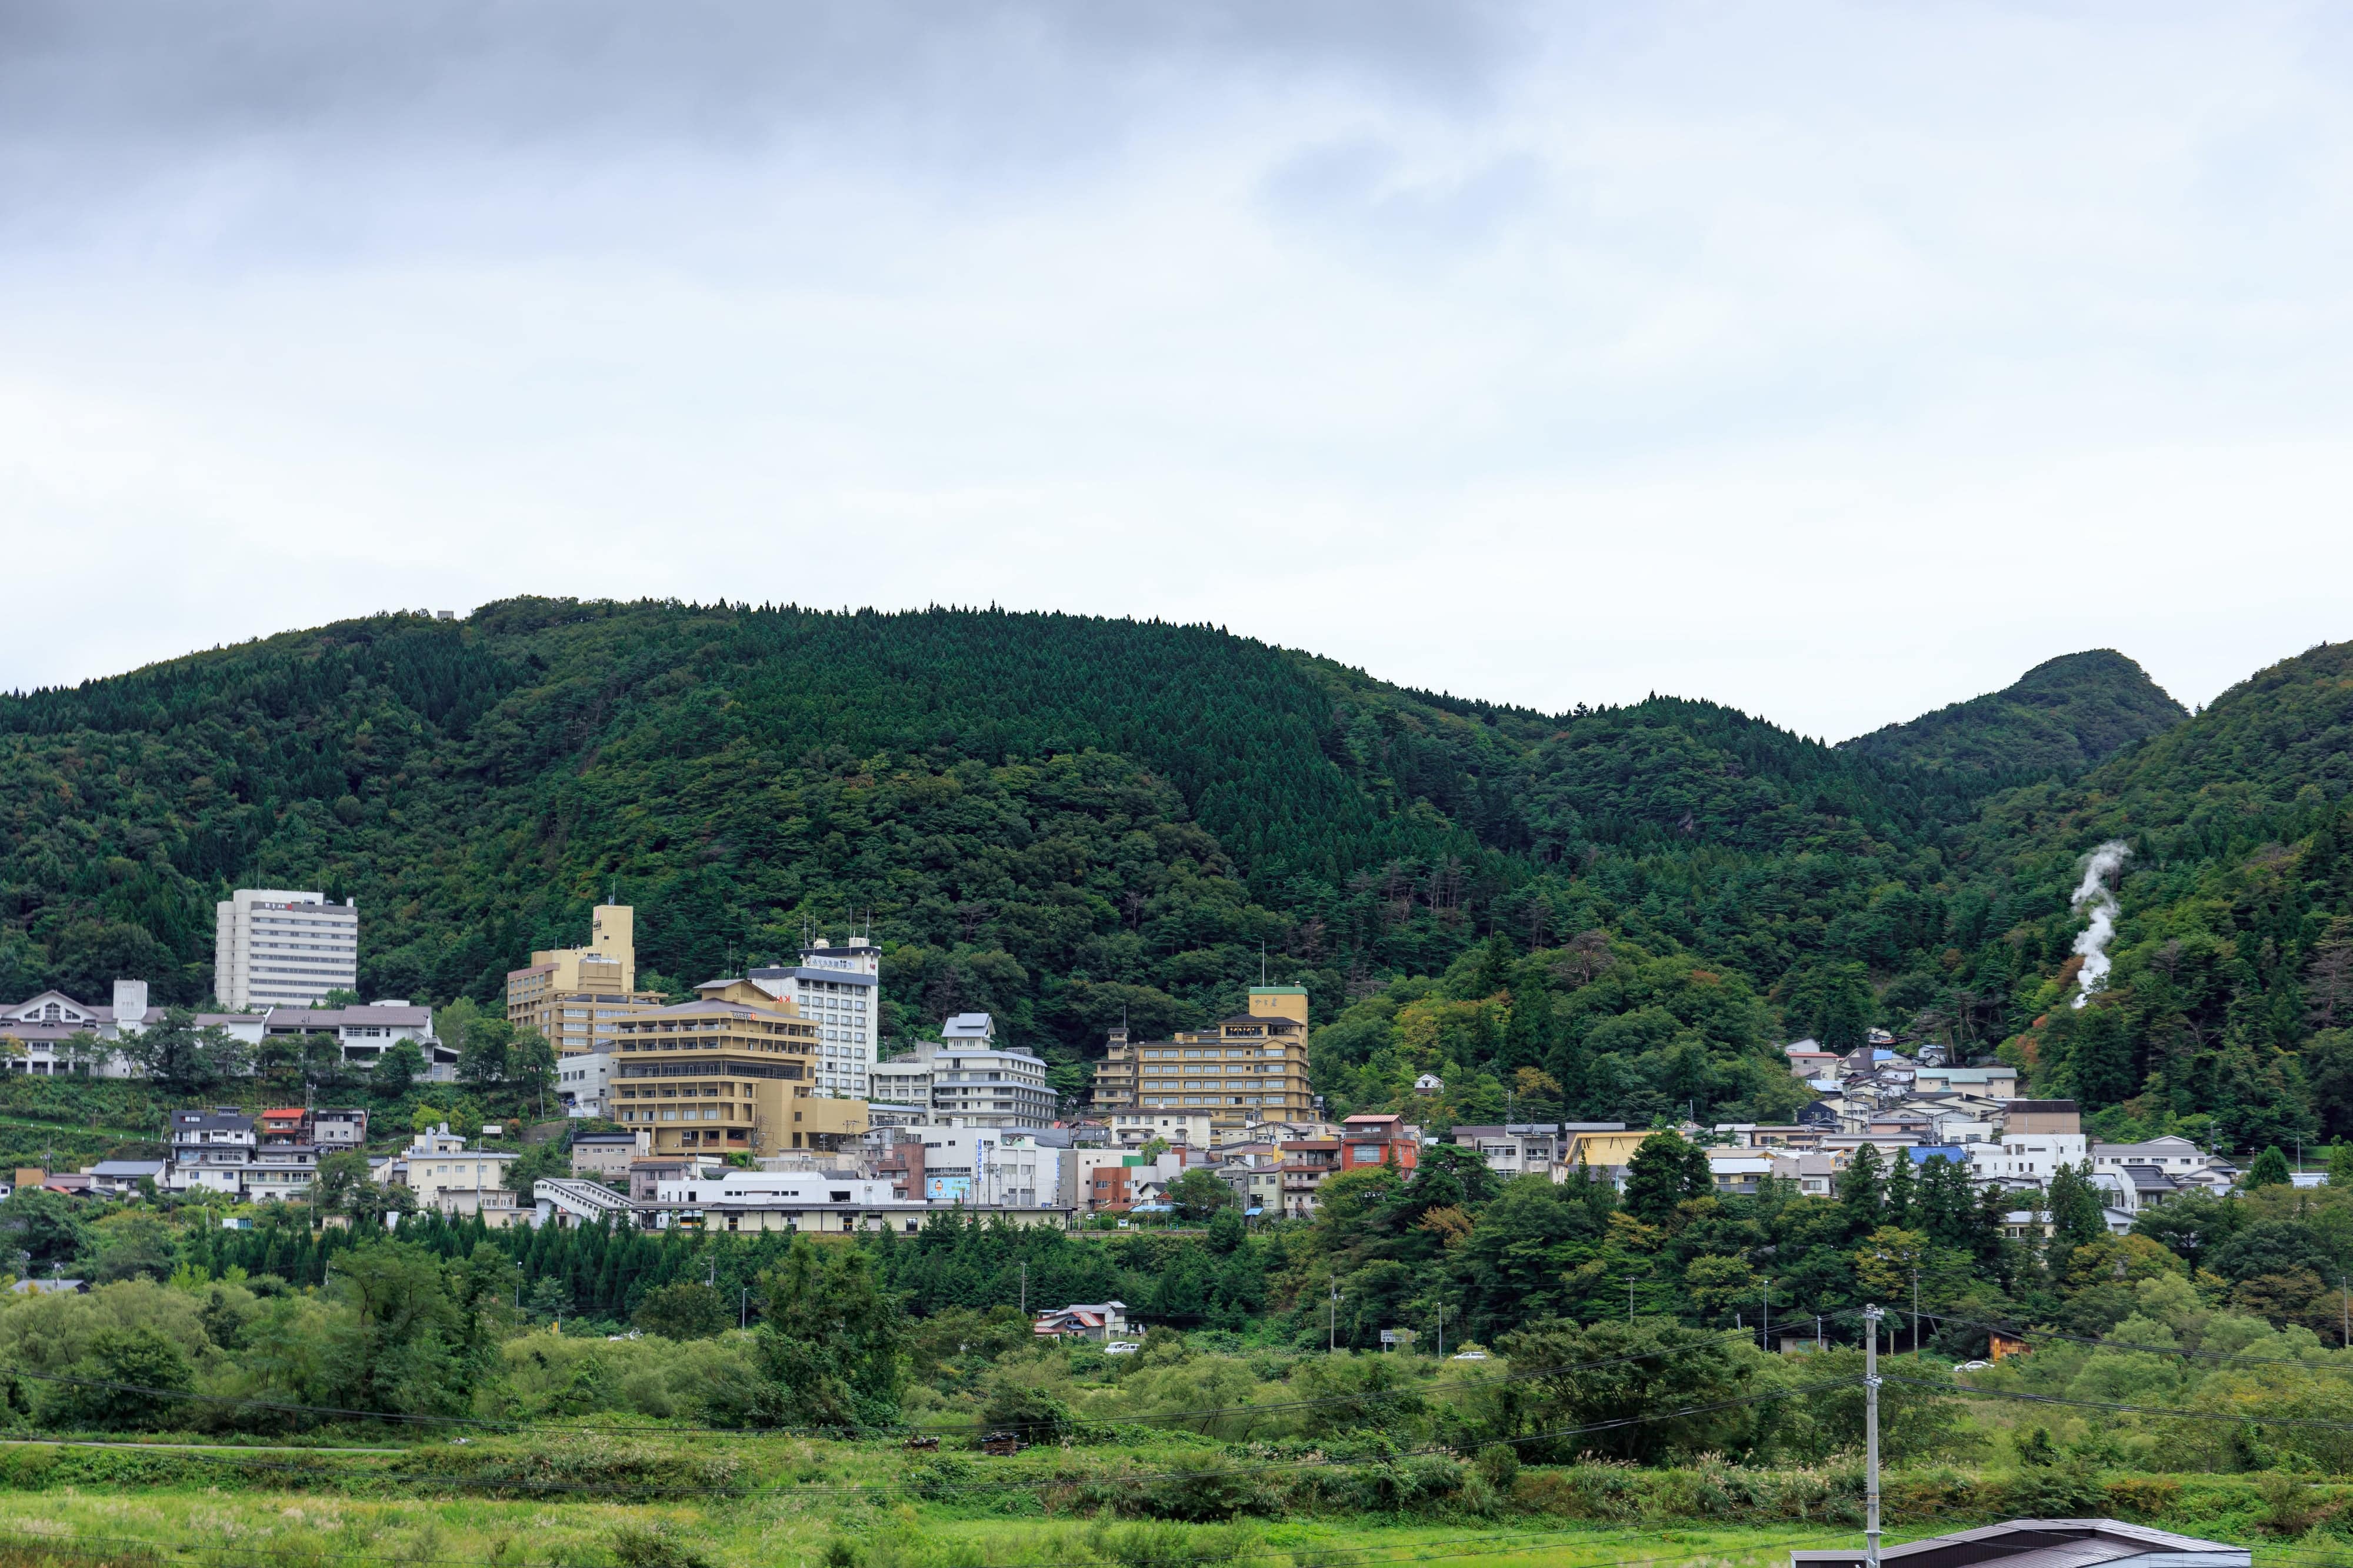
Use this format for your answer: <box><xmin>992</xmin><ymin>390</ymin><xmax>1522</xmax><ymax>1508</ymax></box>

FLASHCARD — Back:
<box><xmin>0</xmin><ymin>1436</ymin><xmax>2335</xmax><ymax>1568</ymax></box>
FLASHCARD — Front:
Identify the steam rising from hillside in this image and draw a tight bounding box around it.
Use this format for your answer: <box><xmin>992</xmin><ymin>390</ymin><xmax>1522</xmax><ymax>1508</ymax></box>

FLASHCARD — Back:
<box><xmin>2069</xmin><ymin>839</ymin><xmax>2132</xmax><ymax>1007</ymax></box>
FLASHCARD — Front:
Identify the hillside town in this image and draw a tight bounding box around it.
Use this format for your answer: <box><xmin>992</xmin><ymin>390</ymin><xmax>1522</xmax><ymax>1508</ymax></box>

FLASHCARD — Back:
<box><xmin>0</xmin><ymin>892</ymin><xmax>2289</xmax><ymax>1247</ymax></box>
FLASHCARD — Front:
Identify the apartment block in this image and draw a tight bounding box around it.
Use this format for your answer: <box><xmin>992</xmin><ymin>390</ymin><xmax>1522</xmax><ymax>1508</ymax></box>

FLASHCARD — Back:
<box><xmin>1090</xmin><ymin>986</ymin><xmax>1314</xmax><ymax>1133</ymax></box>
<box><xmin>215</xmin><ymin>890</ymin><xmax>359</xmax><ymax>1010</ymax></box>
<box><xmin>506</xmin><ymin>905</ymin><xmax>666</xmax><ymax>1057</ymax></box>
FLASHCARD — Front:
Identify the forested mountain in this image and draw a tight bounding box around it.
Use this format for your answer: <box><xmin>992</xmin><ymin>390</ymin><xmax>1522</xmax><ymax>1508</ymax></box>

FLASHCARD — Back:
<box><xmin>0</xmin><ymin>602</ymin><xmax>2345</xmax><ymax>1152</ymax></box>
<box><xmin>1839</xmin><ymin>649</ymin><xmax>2188</xmax><ymax>776</ymax></box>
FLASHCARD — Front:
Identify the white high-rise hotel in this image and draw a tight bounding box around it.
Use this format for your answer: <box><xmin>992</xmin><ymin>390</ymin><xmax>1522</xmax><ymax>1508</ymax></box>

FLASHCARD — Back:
<box><xmin>215</xmin><ymin>889</ymin><xmax>359</xmax><ymax>1010</ymax></box>
<box><xmin>748</xmin><ymin>937</ymin><xmax>877</xmax><ymax>1097</ymax></box>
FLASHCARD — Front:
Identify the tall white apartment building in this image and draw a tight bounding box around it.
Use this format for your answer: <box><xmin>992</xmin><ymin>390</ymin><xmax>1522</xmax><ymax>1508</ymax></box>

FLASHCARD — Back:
<box><xmin>748</xmin><ymin>937</ymin><xmax>878</xmax><ymax>1098</ymax></box>
<box><xmin>215</xmin><ymin>889</ymin><xmax>358</xmax><ymax>1010</ymax></box>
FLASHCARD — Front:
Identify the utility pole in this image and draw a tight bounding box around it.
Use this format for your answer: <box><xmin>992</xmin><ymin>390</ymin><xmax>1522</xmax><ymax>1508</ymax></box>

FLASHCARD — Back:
<box><xmin>1019</xmin><ymin>1260</ymin><xmax>1028</xmax><ymax>1317</ymax></box>
<box><xmin>1628</xmin><ymin>1276</ymin><xmax>1636</xmax><ymax>1322</ymax></box>
<box><xmin>1911</xmin><ymin>1267</ymin><xmax>1920</xmax><ymax>1356</ymax></box>
<box><xmin>740</xmin><ymin>1286</ymin><xmax>748</xmax><ymax>1330</ymax></box>
<box><xmin>1761</xmin><ymin>1279</ymin><xmax>1770</xmax><ymax>1355</ymax></box>
<box><xmin>1435</xmin><ymin>1301</ymin><xmax>1446</xmax><ymax>1360</ymax></box>
<box><xmin>1863</xmin><ymin>1304</ymin><xmax>1884</xmax><ymax>1568</ymax></box>
<box><xmin>1328</xmin><ymin>1283</ymin><xmax>1341</xmax><ymax>1352</ymax></box>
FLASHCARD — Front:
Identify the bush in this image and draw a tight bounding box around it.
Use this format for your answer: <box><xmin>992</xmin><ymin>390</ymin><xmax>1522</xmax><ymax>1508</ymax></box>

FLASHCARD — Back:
<box><xmin>609</xmin><ymin>1525</ymin><xmax>713</xmax><ymax>1568</ymax></box>
<box><xmin>1474</xmin><ymin>1443</ymin><xmax>1520</xmax><ymax>1491</ymax></box>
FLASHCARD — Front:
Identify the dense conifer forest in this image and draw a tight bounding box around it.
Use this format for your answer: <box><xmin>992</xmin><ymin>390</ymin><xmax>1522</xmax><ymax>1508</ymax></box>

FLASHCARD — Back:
<box><xmin>0</xmin><ymin>600</ymin><xmax>2348</xmax><ymax>1149</ymax></box>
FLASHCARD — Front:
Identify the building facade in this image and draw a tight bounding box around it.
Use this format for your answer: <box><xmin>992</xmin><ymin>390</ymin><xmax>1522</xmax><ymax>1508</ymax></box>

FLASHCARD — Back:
<box><xmin>747</xmin><ymin>937</ymin><xmax>880</xmax><ymax>1098</ymax></box>
<box><xmin>871</xmin><ymin>1027</ymin><xmax>1054</xmax><ymax>1128</ymax></box>
<box><xmin>606</xmin><ymin>978</ymin><xmax>867</xmax><ymax>1154</ymax></box>
<box><xmin>1089</xmin><ymin>986</ymin><xmax>1314</xmax><ymax>1133</ymax></box>
<box><xmin>215</xmin><ymin>890</ymin><xmax>359</xmax><ymax>1010</ymax></box>
<box><xmin>260</xmin><ymin>1003</ymin><xmax>453</xmax><ymax>1079</ymax></box>
<box><xmin>505</xmin><ymin>905</ymin><xmax>666</xmax><ymax>1057</ymax></box>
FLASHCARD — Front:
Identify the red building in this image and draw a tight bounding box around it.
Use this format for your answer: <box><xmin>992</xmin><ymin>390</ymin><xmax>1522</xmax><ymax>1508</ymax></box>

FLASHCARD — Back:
<box><xmin>1341</xmin><ymin>1113</ymin><xmax>1419</xmax><ymax>1173</ymax></box>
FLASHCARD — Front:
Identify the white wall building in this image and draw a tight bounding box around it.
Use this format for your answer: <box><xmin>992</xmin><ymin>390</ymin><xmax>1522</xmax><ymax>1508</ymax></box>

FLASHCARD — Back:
<box><xmin>555</xmin><ymin>1051</ymin><xmax>615</xmax><ymax>1116</ymax></box>
<box><xmin>748</xmin><ymin>937</ymin><xmax>878</xmax><ymax>1098</ymax></box>
<box><xmin>871</xmin><ymin>1030</ymin><xmax>1054</xmax><ymax>1128</ymax></box>
<box><xmin>215</xmin><ymin>889</ymin><xmax>359</xmax><ymax>1009</ymax></box>
<box><xmin>1969</xmin><ymin>1130</ymin><xmax>2089</xmax><ymax>1186</ymax></box>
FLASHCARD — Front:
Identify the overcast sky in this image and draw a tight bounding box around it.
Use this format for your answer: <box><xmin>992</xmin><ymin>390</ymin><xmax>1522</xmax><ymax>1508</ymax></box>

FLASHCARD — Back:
<box><xmin>4</xmin><ymin>1</ymin><xmax>2349</xmax><ymax>740</ymax></box>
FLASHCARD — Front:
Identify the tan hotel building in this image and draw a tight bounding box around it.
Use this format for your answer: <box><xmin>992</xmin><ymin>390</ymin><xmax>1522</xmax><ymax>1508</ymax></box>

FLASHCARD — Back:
<box><xmin>608</xmin><ymin>977</ymin><xmax>868</xmax><ymax>1154</ymax></box>
<box><xmin>506</xmin><ymin>905</ymin><xmax>666</xmax><ymax>1057</ymax></box>
<box><xmin>1090</xmin><ymin>986</ymin><xmax>1314</xmax><ymax>1133</ymax></box>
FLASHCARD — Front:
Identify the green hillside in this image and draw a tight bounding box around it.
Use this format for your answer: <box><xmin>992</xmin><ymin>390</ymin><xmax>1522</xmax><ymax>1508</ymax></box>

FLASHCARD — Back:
<box><xmin>0</xmin><ymin>600</ymin><xmax>1992</xmax><ymax>1103</ymax></box>
<box><xmin>1839</xmin><ymin>649</ymin><xmax>2187</xmax><ymax>775</ymax></box>
<box><xmin>1</xmin><ymin>602</ymin><xmax>2345</xmax><ymax>1150</ymax></box>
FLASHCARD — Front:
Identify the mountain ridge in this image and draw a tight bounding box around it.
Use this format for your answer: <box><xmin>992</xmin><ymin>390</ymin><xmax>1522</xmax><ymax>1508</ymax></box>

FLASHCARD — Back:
<box><xmin>0</xmin><ymin>601</ymin><xmax>2345</xmax><ymax>1152</ymax></box>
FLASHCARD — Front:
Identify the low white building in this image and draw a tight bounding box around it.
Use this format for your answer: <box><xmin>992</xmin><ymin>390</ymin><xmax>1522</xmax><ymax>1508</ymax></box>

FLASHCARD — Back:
<box><xmin>1969</xmin><ymin>1131</ymin><xmax>2089</xmax><ymax>1186</ymax></box>
<box><xmin>1105</xmin><ymin>1110</ymin><xmax>1214</xmax><ymax>1147</ymax></box>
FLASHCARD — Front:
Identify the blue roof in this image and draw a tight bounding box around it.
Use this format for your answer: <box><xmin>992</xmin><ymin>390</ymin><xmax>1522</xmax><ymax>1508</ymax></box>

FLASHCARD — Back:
<box><xmin>1908</xmin><ymin>1146</ymin><xmax>1966</xmax><ymax>1165</ymax></box>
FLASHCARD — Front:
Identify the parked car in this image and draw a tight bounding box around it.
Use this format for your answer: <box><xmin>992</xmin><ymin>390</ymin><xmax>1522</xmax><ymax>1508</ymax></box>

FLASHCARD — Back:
<box><xmin>1451</xmin><ymin>1350</ymin><xmax>1490</xmax><ymax>1361</ymax></box>
<box><xmin>1104</xmin><ymin>1341</ymin><xmax>1141</xmax><ymax>1356</ymax></box>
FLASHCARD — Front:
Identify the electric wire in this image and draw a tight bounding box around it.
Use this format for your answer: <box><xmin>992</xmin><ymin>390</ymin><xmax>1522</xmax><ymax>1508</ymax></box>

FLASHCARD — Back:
<box><xmin>1884</xmin><ymin>1373</ymin><xmax>2353</xmax><ymax>1433</ymax></box>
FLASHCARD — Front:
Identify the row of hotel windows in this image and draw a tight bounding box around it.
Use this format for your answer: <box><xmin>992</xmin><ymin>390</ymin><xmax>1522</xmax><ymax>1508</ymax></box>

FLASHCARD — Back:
<box><xmin>1133</xmin><ymin>1046</ymin><xmax>1287</xmax><ymax>1059</ymax></box>
<box><xmin>1140</xmin><ymin>1096</ymin><xmax>1285</xmax><ymax>1106</ymax></box>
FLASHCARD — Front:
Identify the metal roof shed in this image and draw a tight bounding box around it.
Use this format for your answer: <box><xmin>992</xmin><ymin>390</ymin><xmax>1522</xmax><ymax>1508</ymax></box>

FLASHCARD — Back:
<box><xmin>1794</xmin><ymin>1522</ymin><xmax>2248</xmax><ymax>1568</ymax></box>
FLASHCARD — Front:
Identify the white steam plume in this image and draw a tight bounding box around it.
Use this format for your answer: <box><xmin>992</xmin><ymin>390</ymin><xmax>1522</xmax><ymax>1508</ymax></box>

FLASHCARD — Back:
<box><xmin>2068</xmin><ymin>840</ymin><xmax>2132</xmax><ymax>1009</ymax></box>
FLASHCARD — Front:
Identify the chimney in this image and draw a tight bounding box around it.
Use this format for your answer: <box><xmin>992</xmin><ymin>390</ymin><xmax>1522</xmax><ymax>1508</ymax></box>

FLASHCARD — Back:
<box><xmin>112</xmin><ymin>979</ymin><xmax>149</xmax><ymax>1027</ymax></box>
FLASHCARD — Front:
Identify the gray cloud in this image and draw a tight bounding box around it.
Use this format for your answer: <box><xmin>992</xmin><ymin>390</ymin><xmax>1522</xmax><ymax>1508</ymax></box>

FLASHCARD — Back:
<box><xmin>0</xmin><ymin>1</ymin><xmax>1528</xmax><ymax>154</ymax></box>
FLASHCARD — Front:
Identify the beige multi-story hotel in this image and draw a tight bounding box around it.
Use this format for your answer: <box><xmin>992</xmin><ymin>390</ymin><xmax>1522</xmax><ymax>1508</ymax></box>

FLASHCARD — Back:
<box><xmin>506</xmin><ymin>905</ymin><xmax>666</xmax><ymax>1057</ymax></box>
<box><xmin>1090</xmin><ymin>986</ymin><xmax>1314</xmax><ymax>1133</ymax></box>
<box><xmin>608</xmin><ymin>977</ymin><xmax>868</xmax><ymax>1155</ymax></box>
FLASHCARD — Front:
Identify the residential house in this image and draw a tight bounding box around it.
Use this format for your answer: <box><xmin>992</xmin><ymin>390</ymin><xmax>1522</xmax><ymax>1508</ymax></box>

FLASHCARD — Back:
<box><xmin>1278</xmin><ymin>1138</ymin><xmax>1343</xmax><ymax>1215</ymax></box>
<box><xmin>87</xmin><ymin>1159</ymin><xmax>165</xmax><ymax>1196</ymax></box>
<box><xmin>1033</xmin><ymin>1302</ymin><xmax>1133</xmax><ymax>1341</ymax></box>
<box><xmin>387</xmin><ymin>1124</ymin><xmax>521</xmax><ymax>1227</ymax></box>
<box><xmin>1769</xmin><ymin>1152</ymin><xmax>1839</xmax><ymax>1196</ymax></box>
<box><xmin>1912</xmin><ymin>1065</ymin><xmax>2019</xmax><ymax>1099</ymax></box>
<box><xmin>1340</xmin><ymin>1113</ymin><xmax>1420</xmax><ymax>1173</ymax></box>
<box><xmin>1704</xmin><ymin>1148</ymin><xmax>1775</xmax><ymax>1196</ymax></box>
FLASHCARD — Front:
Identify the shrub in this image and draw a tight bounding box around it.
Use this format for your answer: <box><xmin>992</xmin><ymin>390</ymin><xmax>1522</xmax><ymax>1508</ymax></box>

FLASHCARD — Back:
<box><xmin>608</xmin><ymin>1525</ymin><xmax>713</xmax><ymax>1568</ymax></box>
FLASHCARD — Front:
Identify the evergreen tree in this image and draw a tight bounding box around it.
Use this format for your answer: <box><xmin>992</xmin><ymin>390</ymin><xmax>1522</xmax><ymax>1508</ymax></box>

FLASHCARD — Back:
<box><xmin>2069</xmin><ymin>1003</ymin><xmax>2137</xmax><ymax>1110</ymax></box>
<box><xmin>2044</xmin><ymin>1160</ymin><xmax>2107</xmax><ymax>1259</ymax></box>
<box><xmin>1624</xmin><ymin>1132</ymin><xmax>1708</xmax><ymax>1224</ymax></box>
<box><xmin>2245</xmin><ymin>1145</ymin><xmax>2292</xmax><ymax>1189</ymax></box>
<box><xmin>1841</xmin><ymin>1145</ymin><xmax>1887</xmax><ymax>1240</ymax></box>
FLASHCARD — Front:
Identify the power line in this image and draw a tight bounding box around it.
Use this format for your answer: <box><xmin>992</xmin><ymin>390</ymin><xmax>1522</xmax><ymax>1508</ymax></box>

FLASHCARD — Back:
<box><xmin>1920</xmin><ymin>1309</ymin><xmax>2353</xmax><ymax>1374</ymax></box>
<box><xmin>1885</xmin><ymin>1374</ymin><xmax>2353</xmax><ymax>1434</ymax></box>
